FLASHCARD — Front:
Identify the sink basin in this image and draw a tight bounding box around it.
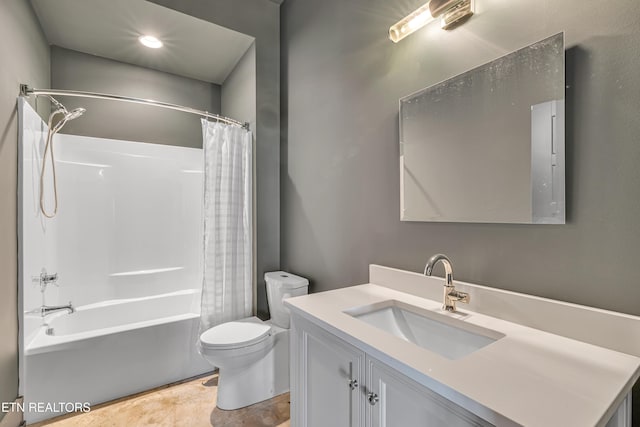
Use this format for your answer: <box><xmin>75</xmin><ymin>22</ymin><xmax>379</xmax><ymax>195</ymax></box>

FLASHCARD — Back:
<box><xmin>344</xmin><ymin>300</ymin><xmax>504</xmax><ymax>360</ymax></box>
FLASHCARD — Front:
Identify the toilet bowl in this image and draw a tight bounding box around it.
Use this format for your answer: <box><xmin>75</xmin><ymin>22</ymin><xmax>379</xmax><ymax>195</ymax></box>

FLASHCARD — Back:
<box><xmin>199</xmin><ymin>271</ymin><xmax>309</xmax><ymax>410</ymax></box>
<box><xmin>199</xmin><ymin>317</ymin><xmax>288</xmax><ymax>410</ymax></box>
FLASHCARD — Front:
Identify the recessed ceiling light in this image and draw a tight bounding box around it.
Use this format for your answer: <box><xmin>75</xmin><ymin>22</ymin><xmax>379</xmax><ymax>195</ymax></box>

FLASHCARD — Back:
<box><xmin>139</xmin><ymin>35</ymin><xmax>163</xmax><ymax>49</ymax></box>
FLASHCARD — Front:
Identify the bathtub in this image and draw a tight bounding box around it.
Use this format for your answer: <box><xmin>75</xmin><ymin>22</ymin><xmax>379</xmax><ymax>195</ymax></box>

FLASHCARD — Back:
<box><xmin>23</xmin><ymin>289</ymin><xmax>212</xmax><ymax>423</ymax></box>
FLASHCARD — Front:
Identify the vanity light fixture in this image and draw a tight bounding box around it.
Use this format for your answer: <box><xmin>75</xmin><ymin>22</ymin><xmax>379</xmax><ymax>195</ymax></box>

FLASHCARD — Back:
<box><xmin>389</xmin><ymin>0</ymin><xmax>474</xmax><ymax>43</ymax></box>
<box><xmin>138</xmin><ymin>35</ymin><xmax>163</xmax><ymax>49</ymax></box>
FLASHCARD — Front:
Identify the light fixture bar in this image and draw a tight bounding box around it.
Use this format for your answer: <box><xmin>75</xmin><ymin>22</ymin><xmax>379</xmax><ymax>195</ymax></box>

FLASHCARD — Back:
<box><xmin>389</xmin><ymin>2</ymin><xmax>435</xmax><ymax>43</ymax></box>
<box><xmin>389</xmin><ymin>0</ymin><xmax>474</xmax><ymax>43</ymax></box>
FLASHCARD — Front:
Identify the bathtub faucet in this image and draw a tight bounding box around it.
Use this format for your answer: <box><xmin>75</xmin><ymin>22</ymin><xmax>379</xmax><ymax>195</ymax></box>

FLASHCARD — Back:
<box><xmin>40</xmin><ymin>271</ymin><xmax>58</xmax><ymax>286</ymax></box>
<box><xmin>40</xmin><ymin>302</ymin><xmax>75</xmax><ymax>317</ymax></box>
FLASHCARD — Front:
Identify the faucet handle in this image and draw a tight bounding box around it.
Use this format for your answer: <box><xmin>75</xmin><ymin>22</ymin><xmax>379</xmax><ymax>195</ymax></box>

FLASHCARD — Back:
<box><xmin>39</xmin><ymin>271</ymin><xmax>59</xmax><ymax>288</ymax></box>
<box><xmin>448</xmin><ymin>290</ymin><xmax>470</xmax><ymax>304</ymax></box>
<box><xmin>41</xmin><ymin>272</ymin><xmax>58</xmax><ymax>282</ymax></box>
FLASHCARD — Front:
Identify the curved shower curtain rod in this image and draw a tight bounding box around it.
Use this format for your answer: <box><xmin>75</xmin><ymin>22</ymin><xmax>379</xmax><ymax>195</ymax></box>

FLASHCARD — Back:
<box><xmin>20</xmin><ymin>84</ymin><xmax>250</xmax><ymax>130</ymax></box>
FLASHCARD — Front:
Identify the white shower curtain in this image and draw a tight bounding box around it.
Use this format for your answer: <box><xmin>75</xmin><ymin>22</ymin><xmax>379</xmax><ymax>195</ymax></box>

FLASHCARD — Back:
<box><xmin>199</xmin><ymin>119</ymin><xmax>252</xmax><ymax>333</ymax></box>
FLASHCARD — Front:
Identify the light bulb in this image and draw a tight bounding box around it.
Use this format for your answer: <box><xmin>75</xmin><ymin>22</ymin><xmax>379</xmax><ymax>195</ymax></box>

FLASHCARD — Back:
<box><xmin>389</xmin><ymin>2</ymin><xmax>436</xmax><ymax>43</ymax></box>
<box><xmin>139</xmin><ymin>35</ymin><xmax>163</xmax><ymax>49</ymax></box>
<box><xmin>408</xmin><ymin>10</ymin><xmax>433</xmax><ymax>30</ymax></box>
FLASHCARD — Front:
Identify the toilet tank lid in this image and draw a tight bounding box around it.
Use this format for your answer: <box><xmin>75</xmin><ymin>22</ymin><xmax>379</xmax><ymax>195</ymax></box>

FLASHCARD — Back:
<box><xmin>265</xmin><ymin>271</ymin><xmax>309</xmax><ymax>289</ymax></box>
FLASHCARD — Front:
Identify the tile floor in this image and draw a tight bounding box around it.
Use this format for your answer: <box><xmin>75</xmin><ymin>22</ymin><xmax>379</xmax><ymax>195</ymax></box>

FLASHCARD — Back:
<box><xmin>29</xmin><ymin>373</ymin><xmax>290</xmax><ymax>427</ymax></box>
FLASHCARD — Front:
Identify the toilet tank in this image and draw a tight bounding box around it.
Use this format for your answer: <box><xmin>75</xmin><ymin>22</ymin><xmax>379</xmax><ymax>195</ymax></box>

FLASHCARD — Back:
<box><xmin>265</xmin><ymin>271</ymin><xmax>309</xmax><ymax>329</ymax></box>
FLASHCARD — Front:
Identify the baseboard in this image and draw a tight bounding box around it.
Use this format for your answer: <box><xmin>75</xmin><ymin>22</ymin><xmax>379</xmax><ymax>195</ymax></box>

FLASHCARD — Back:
<box><xmin>0</xmin><ymin>396</ymin><xmax>24</xmax><ymax>427</ymax></box>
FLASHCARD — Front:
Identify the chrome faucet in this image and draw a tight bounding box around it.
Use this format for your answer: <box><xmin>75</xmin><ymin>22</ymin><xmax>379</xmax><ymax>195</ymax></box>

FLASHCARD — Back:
<box><xmin>424</xmin><ymin>254</ymin><xmax>470</xmax><ymax>312</ymax></box>
<box><xmin>40</xmin><ymin>303</ymin><xmax>75</xmax><ymax>317</ymax></box>
<box><xmin>35</xmin><ymin>269</ymin><xmax>75</xmax><ymax>317</ymax></box>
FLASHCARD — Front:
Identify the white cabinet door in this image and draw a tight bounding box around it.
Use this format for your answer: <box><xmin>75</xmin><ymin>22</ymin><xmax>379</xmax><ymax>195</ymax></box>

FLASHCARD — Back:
<box><xmin>291</xmin><ymin>315</ymin><xmax>365</xmax><ymax>427</ymax></box>
<box><xmin>366</xmin><ymin>357</ymin><xmax>492</xmax><ymax>427</ymax></box>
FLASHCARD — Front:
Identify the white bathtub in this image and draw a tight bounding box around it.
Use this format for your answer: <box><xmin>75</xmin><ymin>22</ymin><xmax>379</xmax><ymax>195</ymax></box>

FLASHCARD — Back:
<box><xmin>24</xmin><ymin>290</ymin><xmax>212</xmax><ymax>423</ymax></box>
<box><xmin>19</xmin><ymin>102</ymin><xmax>211</xmax><ymax>423</ymax></box>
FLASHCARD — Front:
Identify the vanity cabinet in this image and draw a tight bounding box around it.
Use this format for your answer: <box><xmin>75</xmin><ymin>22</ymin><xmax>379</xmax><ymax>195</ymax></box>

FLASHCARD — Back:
<box><xmin>366</xmin><ymin>358</ymin><xmax>491</xmax><ymax>427</ymax></box>
<box><xmin>290</xmin><ymin>314</ymin><xmax>365</xmax><ymax>427</ymax></box>
<box><xmin>290</xmin><ymin>314</ymin><xmax>492</xmax><ymax>427</ymax></box>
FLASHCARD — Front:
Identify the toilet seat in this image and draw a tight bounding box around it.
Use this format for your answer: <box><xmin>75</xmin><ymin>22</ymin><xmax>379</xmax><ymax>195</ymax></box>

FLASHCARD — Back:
<box><xmin>200</xmin><ymin>318</ymin><xmax>272</xmax><ymax>350</ymax></box>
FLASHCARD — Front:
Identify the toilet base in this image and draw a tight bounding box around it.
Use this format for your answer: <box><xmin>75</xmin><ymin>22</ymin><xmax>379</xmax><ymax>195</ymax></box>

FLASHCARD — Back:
<box><xmin>216</xmin><ymin>328</ymin><xmax>290</xmax><ymax>410</ymax></box>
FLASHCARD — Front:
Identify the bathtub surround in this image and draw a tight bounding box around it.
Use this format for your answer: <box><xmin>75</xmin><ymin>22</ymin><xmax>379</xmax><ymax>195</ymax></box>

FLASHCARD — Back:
<box><xmin>18</xmin><ymin>100</ymin><xmax>210</xmax><ymax>423</ymax></box>
<box><xmin>280</xmin><ymin>0</ymin><xmax>640</xmax><ymax>316</ymax></box>
<box><xmin>0</xmin><ymin>0</ymin><xmax>49</xmax><ymax>423</ymax></box>
<box><xmin>200</xmin><ymin>120</ymin><xmax>253</xmax><ymax>331</ymax></box>
<box><xmin>50</xmin><ymin>46</ymin><xmax>222</xmax><ymax>148</ymax></box>
<box><xmin>19</xmin><ymin>100</ymin><xmax>204</xmax><ymax>316</ymax></box>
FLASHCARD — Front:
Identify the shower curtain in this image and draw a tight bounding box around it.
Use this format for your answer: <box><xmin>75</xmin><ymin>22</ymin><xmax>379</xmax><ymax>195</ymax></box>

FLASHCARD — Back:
<box><xmin>199</xmin><ymin>119</ymin><xmax>252</xmax><ymax>333</ymax></box>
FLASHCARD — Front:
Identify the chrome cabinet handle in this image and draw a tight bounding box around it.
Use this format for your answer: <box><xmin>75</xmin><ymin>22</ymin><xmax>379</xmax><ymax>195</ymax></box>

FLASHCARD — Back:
<box><xmin>348</xmin><ymin>379</ymin><xmax>358</xmax><ymax>390</ymax></box>
<box><xmin>367</xmin><ymin>392</ymin><xmax>379</xmax><ymax>405</ymax></box>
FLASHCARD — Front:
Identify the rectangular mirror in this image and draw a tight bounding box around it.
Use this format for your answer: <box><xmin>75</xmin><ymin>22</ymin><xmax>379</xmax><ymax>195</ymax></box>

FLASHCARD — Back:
<box><xmin>400</xmin><ymin>33</ymin><xmax>565</xmax><ymax>224</ymax></box>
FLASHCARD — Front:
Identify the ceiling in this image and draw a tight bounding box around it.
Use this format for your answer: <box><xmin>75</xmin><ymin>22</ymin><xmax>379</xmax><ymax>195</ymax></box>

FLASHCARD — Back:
<box><xmin>31</xmin><ymin>0</ymin><xmax>255</xmax><ymax>84</ymax></box>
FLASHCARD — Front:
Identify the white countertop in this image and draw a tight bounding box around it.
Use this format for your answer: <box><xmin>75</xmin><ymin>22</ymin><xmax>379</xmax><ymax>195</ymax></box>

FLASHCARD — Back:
<box><xmin>285</xmin><ymin>283</ymin><xmax>640</xmax><ymax>427</ymax></box>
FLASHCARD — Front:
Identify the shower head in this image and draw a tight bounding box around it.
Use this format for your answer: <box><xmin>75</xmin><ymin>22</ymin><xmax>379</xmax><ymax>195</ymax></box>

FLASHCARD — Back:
<box><xmin>49</xmin><ymin>107</ymin><xmax>86</xmax><ymax>134</ymax></box>
<box><xmin>65</xmin><ymin>107</ymin><xmax>86</xmax><ymax>121</ymax></box>
<box><xmin>44</xmin><ymin>94</ymin><xmax>86</xmax><ymax>133</ymax></box>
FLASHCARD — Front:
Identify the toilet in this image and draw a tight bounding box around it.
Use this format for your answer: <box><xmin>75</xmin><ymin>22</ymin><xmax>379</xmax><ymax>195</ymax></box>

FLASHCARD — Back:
<box><xmin>198</xmin><ymin>271</ymin><xmax>309</xmax><ymax>410</ymax></box>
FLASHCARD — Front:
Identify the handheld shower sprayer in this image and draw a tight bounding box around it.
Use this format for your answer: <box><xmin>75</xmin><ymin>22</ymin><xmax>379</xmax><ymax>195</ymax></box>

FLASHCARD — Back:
<box><xmin>65</xmin><ymin>107</ymin><xmax>86</xmax><ymax>121</ymax></box>
<box><xmin>40</xmin><ymin>99</ymin><xmax>86</xmax><ymax>218</ymax></box>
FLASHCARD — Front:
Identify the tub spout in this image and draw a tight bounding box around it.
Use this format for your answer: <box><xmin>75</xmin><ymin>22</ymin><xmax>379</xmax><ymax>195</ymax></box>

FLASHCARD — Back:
<box><xmin>40</xmin><ymin>302</ymin><xmax>75</xmax><ymax>317</ymax></box>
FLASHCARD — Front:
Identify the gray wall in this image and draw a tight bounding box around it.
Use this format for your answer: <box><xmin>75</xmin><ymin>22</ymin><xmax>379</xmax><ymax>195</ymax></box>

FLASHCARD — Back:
<box><xmin>51</xmin><ymin>46</ymin><xmax>221</xmax><ymax>148</ymax></box>
<box><xmin>150</xmin><ymin>0</ymin><xmax>280</xmax><ymax>317</ymax></box>
<box><xmin>281</xmin><ymin>0</ymin><xmax>640</xmax><ymax>316</ymax></box>
<box><xmin>0</xmin><ymin>0</ymin><xmax>49</xmax><ymax>421</ymax></box>
<box><xmin>222</xmin><ymin>42</ymin><xmax>256</xmax><ymax>131</ymax></box>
